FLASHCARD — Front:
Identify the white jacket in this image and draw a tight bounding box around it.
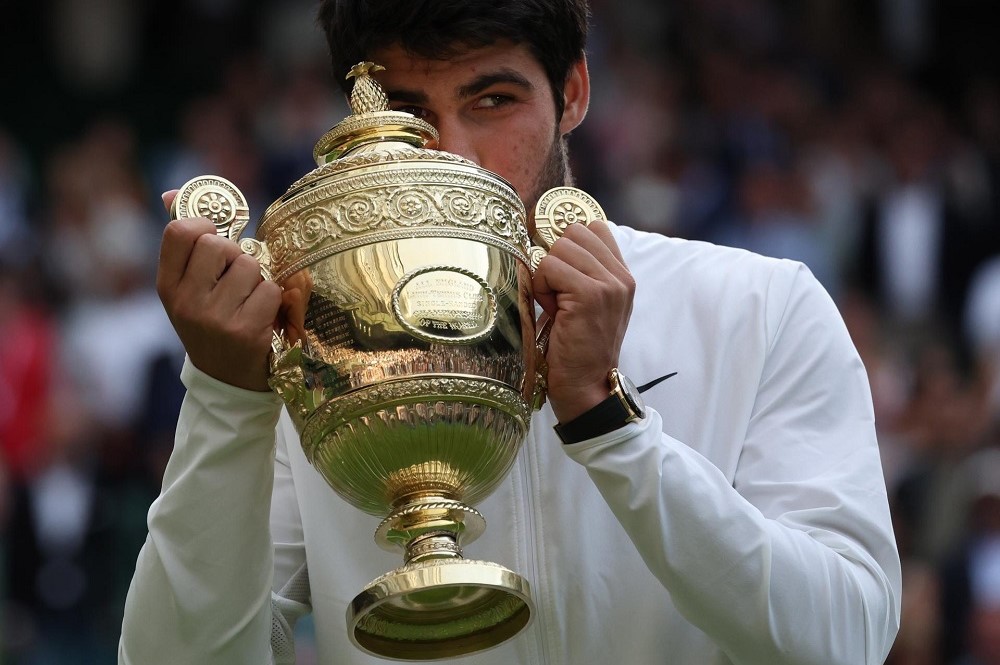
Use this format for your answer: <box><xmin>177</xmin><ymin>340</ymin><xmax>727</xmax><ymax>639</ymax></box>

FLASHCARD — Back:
<box><xmin>120</xmin><ymin>226</ymin><xmax>901</xmax><ymax>664</ymax></box>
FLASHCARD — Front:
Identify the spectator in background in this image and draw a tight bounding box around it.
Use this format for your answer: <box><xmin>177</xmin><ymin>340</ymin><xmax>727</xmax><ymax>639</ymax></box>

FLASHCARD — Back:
<box><xmin>965</xmin><ymin>257</ymin><xmax>1000</xmax><ymax>416</ymax></box>
<box><xmin>41</xmin><ymin>120</ymin><xmax>182</xmax><ymax>439</ymax></box>
<box><xmin>0</xmin><ymin>262</ymin><xmax>55</xmax><ymax>484</ymax></box>
<box><xmin>2</xmin><ymin>117</ymin><xmax>185</xmax><ymax>664</ymax></box>
<box><xmin>852</xmin><ymin>85</ymin><xmax>997</xmax><ymax>343</ymax></box>
<box><xmin>0</xmin><ymin>132</ymin><xmax>34</xmax><ymax>269</ymax></box>
<box><xmin>3</xmin><ymin>384</ymin><xmax>110</xmax><ymax>665</ymax></box>
<box><xmin>941</xmin><ymin>447</ymin><xmax>1000</xmax><ymax>665</ymax></box>
<box><xmin>717</xmin><ymin>159</ymin><xmax>835</xmax><ymax>294</ymax></box>
<box><xmin>891</xmin><ymin>338</ymin><xmax>990</xmax><ymax>566</ymax></box>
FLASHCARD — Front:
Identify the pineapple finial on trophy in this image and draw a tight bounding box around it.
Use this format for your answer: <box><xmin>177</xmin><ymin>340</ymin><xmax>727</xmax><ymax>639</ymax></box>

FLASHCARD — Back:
<box><xmin>347</xmin><ymin>61</ymin><xmax>388</xmax><ymax>114</ymax></box>
<box><xmin>312</xmin><ymin>61</ymin><xmax>438</xmax><ymax>164</ymax></box>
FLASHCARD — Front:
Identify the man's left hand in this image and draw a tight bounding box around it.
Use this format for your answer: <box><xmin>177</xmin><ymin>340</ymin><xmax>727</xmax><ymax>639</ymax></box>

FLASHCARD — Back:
<box><xmin>532</xmin><ymin>220</ymin><xmax>635</xmax><ymax>424</ymax></box>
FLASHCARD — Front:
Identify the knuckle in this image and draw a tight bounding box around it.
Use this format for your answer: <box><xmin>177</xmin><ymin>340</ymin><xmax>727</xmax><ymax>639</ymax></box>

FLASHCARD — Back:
<box><xmin>222</xmin><ymin>317</ymin><xmax>245</xmax><ymax>339</ymax></box>
<box><xmin>258</xmin><ymin>280</ymin><xmax>282</xmax><ymax>300</ymax></box>
<box><xmin>232</xmin><ymin>252</ymin><xmax>259</xmax><ymax>269</ymax></box>
<box><xmin>193</xmin><ymin>230</ymin><xmax>221</xmax><ymax>250</ymax></box>
<box><xmin>194</xmin><ymin>231</ymin><xmax>237</xmax><ymax>258</ymax></box>
<box><xmin>231</xmin><ymin>252</ymin><xmax>262</xmax><ymax>277</ymax></box>
<box><xmin>160</xmin><ymin>219</ymin><xmax>188</xmax><ymax>247</ymax></box>
<box><xmin>596</xmin><ymin>280</ymin><xmax>617</xmax><ymax>301</ymax></box>
<box><xmin>547</xmin><ymin>238</ymin><xmax>573</xmax><ymax>259</ymax></box>
<box><xmin>163</xmin><ymin>217</ymin><xmax>212</xmax><ymax>241</ymax></box>
<box><xmin>621</xmin><ymin>272</ymin><xmax>636</xmax><ymax>295</ymax></box>
<box><xmin>170</xmin><ymin>301</ymin><xmax>197</xmax><ymax>327</ymax></box>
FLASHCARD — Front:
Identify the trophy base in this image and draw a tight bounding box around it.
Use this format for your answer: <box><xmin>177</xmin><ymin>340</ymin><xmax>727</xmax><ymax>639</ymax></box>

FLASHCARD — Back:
<box><xmin>348</xmin><ymin>558</ymin><xmax>533</xmax><ymax>661</ymax></box>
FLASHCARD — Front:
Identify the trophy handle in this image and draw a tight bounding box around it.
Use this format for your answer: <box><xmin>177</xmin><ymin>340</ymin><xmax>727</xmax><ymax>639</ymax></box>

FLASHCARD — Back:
<box><xmin>530</xmin><ymin>186</ymin><xmax>607</xmax><ymax>252</ymax></box>
<box><xmin>171</xmin><ymin>175</ymin><xmax>284</xmax><ymax>355</ymax></box>
<box><xmin>170</xmin><ymin>175</ymin><xmax>252</xmax><ymax>241</ymax></box>
<box><xmin>531</xmin><ymin>315</ymin><xmax>553</xmax><ymax>411</ymax></box>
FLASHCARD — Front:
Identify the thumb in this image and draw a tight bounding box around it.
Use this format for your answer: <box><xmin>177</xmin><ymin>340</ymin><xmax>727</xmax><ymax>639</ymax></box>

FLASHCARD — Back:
<box><xmin>161</xmin><ymin>190</ymin><xmax>179</xmax><ymax>216</ymax></box>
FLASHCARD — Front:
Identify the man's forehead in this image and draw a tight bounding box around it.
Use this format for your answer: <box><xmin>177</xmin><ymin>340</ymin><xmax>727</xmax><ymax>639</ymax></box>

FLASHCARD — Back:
<box><xmin>372</xmin><ymin>39</ymin><xmax>522</xmax><ymax>64</ymax></box>
<box><xmin>369</xmin><ymin>41</ymin><xmax>540</xmax><ymax>91</ymax></box>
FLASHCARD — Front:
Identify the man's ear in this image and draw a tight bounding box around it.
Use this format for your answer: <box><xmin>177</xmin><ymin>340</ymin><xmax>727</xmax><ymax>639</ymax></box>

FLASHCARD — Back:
<box><xmin>559</xmin><ymin>56</ymin><xmax>590</xmax><ymax>135</ymax></box>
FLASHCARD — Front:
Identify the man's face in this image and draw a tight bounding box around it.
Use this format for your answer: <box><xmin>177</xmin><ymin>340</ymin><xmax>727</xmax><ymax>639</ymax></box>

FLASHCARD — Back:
<box><xmin>370</xmin><ymin>42</ymin><xmax>588</xmax><ymax>230</ymax></box>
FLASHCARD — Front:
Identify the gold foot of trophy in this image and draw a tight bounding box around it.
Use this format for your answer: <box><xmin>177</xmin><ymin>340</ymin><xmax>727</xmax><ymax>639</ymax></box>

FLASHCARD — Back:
<box><xmin>171</xmin><ymin>62</ymin><xmax>605</xmax><ymax>660</ymax></box>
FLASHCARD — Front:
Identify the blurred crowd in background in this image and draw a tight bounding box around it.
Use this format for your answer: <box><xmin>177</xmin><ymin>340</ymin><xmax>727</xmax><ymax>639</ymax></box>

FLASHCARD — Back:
<box><xmin>2</xmin><ymin>0</ymin><xmax>999</xmax><ymax>663</ymax></box>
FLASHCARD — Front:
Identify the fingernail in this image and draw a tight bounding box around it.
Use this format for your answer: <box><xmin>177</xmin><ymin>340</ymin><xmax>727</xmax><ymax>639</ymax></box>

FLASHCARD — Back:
<box><xmin>160</xmin><ymin>191</ymin><xmax>170</xmax><ymax>204</ymax></box>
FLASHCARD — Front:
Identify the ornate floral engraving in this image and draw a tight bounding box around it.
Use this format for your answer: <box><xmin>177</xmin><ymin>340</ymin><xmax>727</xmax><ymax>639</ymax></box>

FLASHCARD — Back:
<box><xmin>257</xmin><ymin>171</ymin><xmax>534</xmax><ymax>282</ymax></box>
<box><xmin>260</xmin><ymin>162</ymin><xmax>526</xmax><ymax>249</ymax></box>
<box><xmin>387</xmin><ymin>188</ymin><xmax>437</xmax><ymax>226</ymax></box>
<box><xmin>441</xmin><ymin>188</ymin><xmax>482</xmax><ymax>224</ymax></box>
<box><xmin>340</xmin><ymin>192</ymin><xmax>383</xmax><ymax>231</ymax></box>
<box><xmin>293</xmin><ymin>208</ymin><xmax>338</xmax><ymax>250</ymax></box>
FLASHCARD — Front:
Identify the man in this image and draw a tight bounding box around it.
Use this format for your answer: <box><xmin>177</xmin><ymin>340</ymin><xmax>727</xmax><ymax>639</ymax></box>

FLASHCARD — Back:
<box><xmin>119</xmin><ymin>1</ymin><xmax>902</xmax><ymax>663</ymax></box>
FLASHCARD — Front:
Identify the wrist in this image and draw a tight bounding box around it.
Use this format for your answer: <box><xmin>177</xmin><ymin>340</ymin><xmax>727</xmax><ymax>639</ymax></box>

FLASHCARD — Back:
<box><xmin>553</xmin><ymin>368</ymin><xmax>646</xmax><ymax>445</ymax></box>
<box><xmin>549</xmin><ymin>382</ymin><xmax>611</xmax><ymax>423</ymax></box>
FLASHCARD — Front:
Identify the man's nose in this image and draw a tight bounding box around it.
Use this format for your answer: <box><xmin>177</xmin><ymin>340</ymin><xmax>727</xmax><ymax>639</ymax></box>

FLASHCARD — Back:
<box><xmin>434</xmin><ymin>121</ymin><xmax>480</xmax><ymax>165</ymax></box>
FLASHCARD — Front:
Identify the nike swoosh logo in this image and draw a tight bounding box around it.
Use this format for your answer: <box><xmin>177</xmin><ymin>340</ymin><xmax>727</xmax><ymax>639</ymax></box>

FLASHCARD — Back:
<box><xmin>637</xmin><ymin>372</ymin><xmax>677</xmax><ymax>394</ymax></box>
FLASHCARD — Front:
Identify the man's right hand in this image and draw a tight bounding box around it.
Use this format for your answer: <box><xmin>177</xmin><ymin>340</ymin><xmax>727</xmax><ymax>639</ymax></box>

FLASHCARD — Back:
<box><xmin>157</xmin><ymin>190</ymin><xmax>281</xmax><ymax>391</ymax></box>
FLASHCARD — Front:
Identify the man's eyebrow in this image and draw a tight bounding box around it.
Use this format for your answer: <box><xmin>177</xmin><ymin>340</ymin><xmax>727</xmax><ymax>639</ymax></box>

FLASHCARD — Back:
<box><xmin>384</xmin><ymin>69</ymin><xmax>534</xmax><ymax>106</ymax></box>
<box><xmin>385</xmin><ymin>88</ymin><xmax>429</xmax><ymax>105</ymax></box>
<box><xmin>457</xmin><ymin>69</ymin><xmax>534</xmax><ymax>99</ymax></box>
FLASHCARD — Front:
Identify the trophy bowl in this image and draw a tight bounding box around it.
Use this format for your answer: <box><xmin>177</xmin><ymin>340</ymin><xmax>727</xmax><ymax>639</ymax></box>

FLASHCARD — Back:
<box><xmin>171</xmin><ymin>63</ymin><xmax>604</xmax><ymax>660</ymax></box>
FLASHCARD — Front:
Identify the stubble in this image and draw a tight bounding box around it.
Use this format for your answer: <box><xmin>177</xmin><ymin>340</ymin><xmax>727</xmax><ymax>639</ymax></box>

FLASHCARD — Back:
<box><xmin>524</xmin><ymin>134</ymin><xmax>572</xmax><ymax>236</ymax></box>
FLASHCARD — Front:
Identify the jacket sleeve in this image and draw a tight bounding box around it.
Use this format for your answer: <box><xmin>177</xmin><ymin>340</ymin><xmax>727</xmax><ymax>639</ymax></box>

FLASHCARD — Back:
<box><xmin>564</xmin><ymin>264</ymin><xmax>902</xmax><ymax>665</ymax></box>
<box><xmin>269</xmin><ymin>411</ymin><xmax>312</xmax><ymax>665</ymax></box>
<box><xmin>118</xmin><ymin>358</ymin><xmax>289</xmax><ymax>665</ymax></box>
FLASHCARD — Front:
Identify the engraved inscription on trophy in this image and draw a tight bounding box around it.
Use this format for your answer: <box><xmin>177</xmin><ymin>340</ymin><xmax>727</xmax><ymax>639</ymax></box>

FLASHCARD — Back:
<box><xmin>300</xmin><ymin>295</ymin><xmax>358</xmax><ymax>395</ymax></box>
<box><xmin>392</xmin><ymin>266</ymin><xmax>498</xmax><ymax>344</ymax></box>
<box><xmin>305</xmin><ymin>295</ymin><xmax>356</xmax><ymax>351</ymax></box>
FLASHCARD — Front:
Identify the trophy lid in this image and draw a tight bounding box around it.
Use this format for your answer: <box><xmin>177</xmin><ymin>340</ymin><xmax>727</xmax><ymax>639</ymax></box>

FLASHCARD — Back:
<box><xmin>313</xmin><ymin>62</ymin><xmax>440</xmax><ymax>164</ymax></box>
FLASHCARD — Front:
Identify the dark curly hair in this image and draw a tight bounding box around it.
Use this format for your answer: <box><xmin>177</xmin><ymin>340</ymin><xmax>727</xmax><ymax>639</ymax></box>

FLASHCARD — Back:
<box><xmin>317</xmin><ymin>0</ymin><xmax>590</xmax><ymax>119</ymax></box>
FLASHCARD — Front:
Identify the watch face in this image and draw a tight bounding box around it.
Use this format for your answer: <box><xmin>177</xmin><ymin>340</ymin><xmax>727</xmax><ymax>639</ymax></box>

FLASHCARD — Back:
<box><xmin>620</xmin><ymin>373</ymin><xmax>642</xmax><ymax>414</ymax></box>
<box><xmin>611</xmin><ymin>369</ymin><xmax>645</xmax><ymax>419</ymax></box>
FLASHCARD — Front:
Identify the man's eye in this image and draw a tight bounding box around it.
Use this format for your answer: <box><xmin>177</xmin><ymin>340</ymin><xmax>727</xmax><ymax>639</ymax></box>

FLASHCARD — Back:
<box><xmin>474</xmin><ymin>95</ymin><xmax>514</xmax><ymax>110</ymax></box>
<box><xmin>394</xmin><ymin>105</ymin><xmax>430</xmax><ymax>119</ymax></box>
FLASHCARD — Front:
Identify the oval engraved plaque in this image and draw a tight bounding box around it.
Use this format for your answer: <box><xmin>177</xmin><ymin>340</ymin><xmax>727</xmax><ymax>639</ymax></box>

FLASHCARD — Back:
<box><xmin>392</xmin><ymin>266</ymin><xmax>498</xmax><ymax>345</ymax></box>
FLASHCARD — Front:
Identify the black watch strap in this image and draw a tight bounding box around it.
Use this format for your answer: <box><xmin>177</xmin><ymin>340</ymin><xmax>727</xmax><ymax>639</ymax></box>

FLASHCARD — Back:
<box><xmin>553</xmin><ymin>394</ymin><xmax>630</xmax><ymax>444</ymax></box>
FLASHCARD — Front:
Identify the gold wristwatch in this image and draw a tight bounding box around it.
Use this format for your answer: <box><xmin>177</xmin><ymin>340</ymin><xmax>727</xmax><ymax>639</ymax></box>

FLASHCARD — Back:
<box><xmin>554</xmin><ymin>368</ymin><xmax>646</xmax><ymax>444</ymax></box>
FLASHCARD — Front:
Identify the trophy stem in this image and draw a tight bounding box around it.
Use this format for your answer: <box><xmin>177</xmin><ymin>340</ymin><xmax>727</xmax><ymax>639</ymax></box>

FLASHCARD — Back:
<box><xmin>375</xmin><ymin>496</ymin><xmax>487</xmax><ymax>558</ymax></box>
<box><xmin>405</xmin><ymin>532</ymin><xmax>462</xmax><ymax>564</ymax></box>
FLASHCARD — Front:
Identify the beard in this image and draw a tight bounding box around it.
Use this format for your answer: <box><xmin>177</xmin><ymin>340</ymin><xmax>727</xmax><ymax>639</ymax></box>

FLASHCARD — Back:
<box><xmin>524</xmin><ymin>134</ymin><xmax>572</xmax><ymax>217</ymax></box>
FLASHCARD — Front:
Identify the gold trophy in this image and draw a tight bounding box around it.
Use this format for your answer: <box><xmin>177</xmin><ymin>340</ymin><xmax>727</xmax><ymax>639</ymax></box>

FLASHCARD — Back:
<box><xmin>171</xmin><ymin>62</ymin><xmax>606</xmax><ymax>660</ymax></box>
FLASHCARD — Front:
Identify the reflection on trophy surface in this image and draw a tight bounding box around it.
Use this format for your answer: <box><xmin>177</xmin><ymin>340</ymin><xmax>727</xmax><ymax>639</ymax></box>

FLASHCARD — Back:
<box><xmin>171</xmin><ymin>62</ymin><xmax>606</xmax><ymax>661</ymax></box>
